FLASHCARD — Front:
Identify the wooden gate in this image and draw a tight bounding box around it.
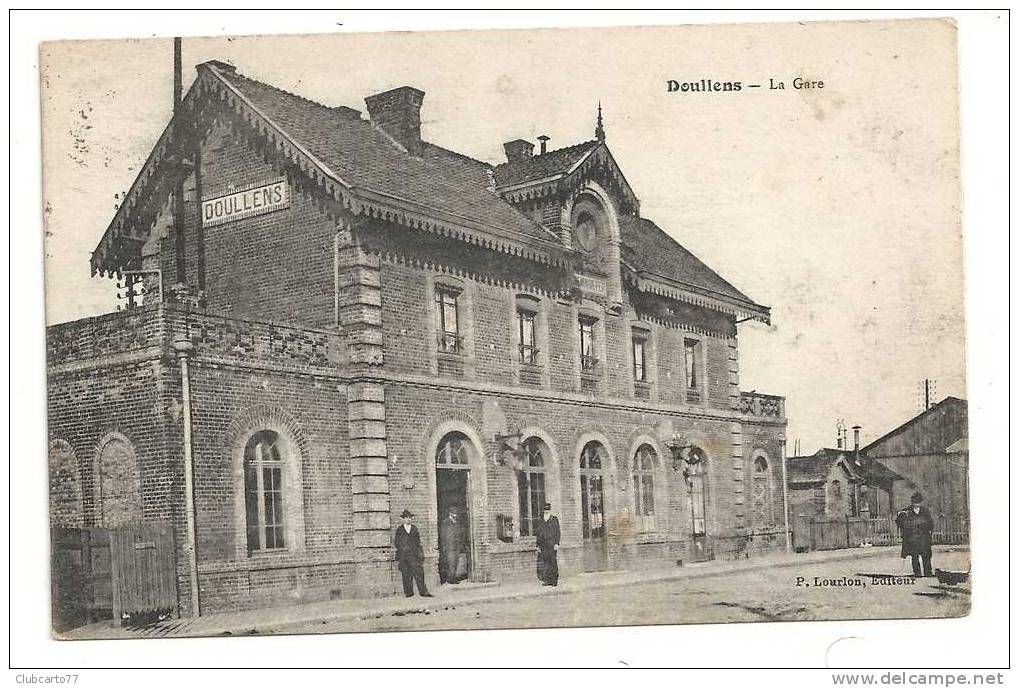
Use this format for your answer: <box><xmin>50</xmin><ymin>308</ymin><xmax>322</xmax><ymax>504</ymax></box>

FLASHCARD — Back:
<box><xmin>51</xmin><ymin>521</ymin><xmax>177</xmax><ymax>631</ymax></box>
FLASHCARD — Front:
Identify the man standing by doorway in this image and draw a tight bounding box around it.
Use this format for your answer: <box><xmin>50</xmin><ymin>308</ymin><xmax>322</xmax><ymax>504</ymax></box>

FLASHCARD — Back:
<box><xmin>896</xmin><ymin>492</ymin><xmax>935</xmax><ymax>577</ymax></box>
<box><xmin>394</xmin><ymin>509</ymin><xmax>432</xmax><ymax>597</ymax></box>
<box><xmin>535</xmin><ymin>502</ymin><xmax>561</xmax><ymax>586</ymax></box>
<box><xmin>438</xmin><ymin>507</ymin><xmax>467</xmax><ymax>584</ymax></box>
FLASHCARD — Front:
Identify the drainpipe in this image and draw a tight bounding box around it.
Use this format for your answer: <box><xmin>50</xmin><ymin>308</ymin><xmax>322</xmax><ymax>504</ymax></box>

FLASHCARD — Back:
<box><xmin>173</xmin><ymin>333</ymin><xmax>201</xmax><ymax>616</ymax></box>
<box><xmin>779</xmin><ymin>435</ymin><xmax>791</xmax><ymax>553</ymax></box>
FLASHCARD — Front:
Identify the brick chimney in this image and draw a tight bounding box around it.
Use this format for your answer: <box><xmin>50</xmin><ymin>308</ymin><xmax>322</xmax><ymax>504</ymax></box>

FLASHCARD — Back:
<box><xmin>364</xmin><ymin>86</ymin><xmax>425</xmax><ymax>155</ymax></box>
<box><xmin>503</xmin><ymin>139</ymin><xmax>534</xmax><ymax>163</ymax></box>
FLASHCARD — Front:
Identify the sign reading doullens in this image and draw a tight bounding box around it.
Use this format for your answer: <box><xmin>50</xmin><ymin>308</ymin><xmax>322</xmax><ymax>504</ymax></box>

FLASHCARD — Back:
<box><xmin>202</xmin><ymin>178</ymin><xmax>289</xmax><ymax>227</ymax></box>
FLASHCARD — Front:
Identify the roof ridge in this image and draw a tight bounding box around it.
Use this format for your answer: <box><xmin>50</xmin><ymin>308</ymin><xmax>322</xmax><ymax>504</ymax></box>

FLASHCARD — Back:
<box><xmin>221</xmin><ymin>68</ymin><xmax>359</xmax><ymax>119</ymax></box>
<box><xmin>422</xmin><ymin>141</ymin><xmax>491</xmax><ymax>169</ymax></box>
<box><xmin>493</xmin><ymin>139</ymin><xmax>598</xmax><ymax>169</ymax></box>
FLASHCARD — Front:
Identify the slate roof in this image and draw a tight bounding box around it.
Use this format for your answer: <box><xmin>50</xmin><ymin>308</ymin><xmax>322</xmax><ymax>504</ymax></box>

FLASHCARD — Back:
<box><xmin>91</xmin><ymin>62</ymin><xmax>771</xmax><ymax>322</ymax></box>
<box><xmin>787</xmin><ymin>448</ymin><xmax>861</xmax><ymax>485</ymax></box>
<box><xmin>620</xmin><ymin>216</ymin><xmax>764</xmax><ymax>312</ymax></box>
<box><xmin>788</xmin><ymin>447</ymin><xmax>906</xmax><ymax>488</ymax></box>
<box><xmin>217</xmin><ymin>69</ymin><xmax>559</xmax><ymax>246</ymax></box>
<box><xmin>864</xmin><ymin>459</ymin><xmax>906</xmax><ymax>487</ymax></box>
<box><xmin>493</xmin><ymin>140</ymin><xmax>600</xmax><ymax>188</ymax></box>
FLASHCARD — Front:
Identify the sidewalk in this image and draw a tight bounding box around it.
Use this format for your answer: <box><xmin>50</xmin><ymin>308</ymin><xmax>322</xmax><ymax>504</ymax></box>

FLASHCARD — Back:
<box><xmin>61</xmin><ymin>545</ymin><xmax>965</xmax><ymax>640</ymax></box>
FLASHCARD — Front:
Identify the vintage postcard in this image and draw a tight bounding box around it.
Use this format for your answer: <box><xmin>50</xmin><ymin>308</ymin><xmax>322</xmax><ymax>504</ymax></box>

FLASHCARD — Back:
<box><xmin>41</xmin><ymin>18</ymin><xmax>970</xmax><ymax>641</ymax></box>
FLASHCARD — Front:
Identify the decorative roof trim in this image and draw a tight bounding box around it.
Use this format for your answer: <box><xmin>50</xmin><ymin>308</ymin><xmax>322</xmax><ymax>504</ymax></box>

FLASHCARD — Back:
<box><xmin>210</xmin><ymin>64</ymin><xmax>355</xmax><ymax>192</ymax></box>
<box><xmin>635</xmin><ymin>273</ymin><xmax>771</xmax><ymax>324</ymax></box>
<box><xmin>495</xmin><ymin>144</ymin><xmax>640</xmax><ymax>214</ymax></box>
<box><xmin>91</xmin><ymin>64</ymin><xmax>571</xmax><ymax>277</ymax></box>
<box><xmin>355</xmin><ymin>187</ymin><xmax>569</xmax><ymax>267</ymax></box>
<box><xmin>89</xmin><ymin>75</ymin><xmax>207</xmax><ymax>277</ymax></box>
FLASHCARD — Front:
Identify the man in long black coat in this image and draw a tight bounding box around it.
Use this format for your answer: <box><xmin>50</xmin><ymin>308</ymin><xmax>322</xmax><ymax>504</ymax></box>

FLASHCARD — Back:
<box><xmin>535</xmin><ymin>502</ymin><xmax>561</xmax><ymax>586</ymax></box>
<box><xmin>896</xmin><ymin>492</ymin><xmax>935</xmax><ymax>577</ymax></box>
<box><xmin>394</xmin><ymin>509</ymin><xmax>432</xmax><ymax>597</ymax></box>
<box><xmin>438</xmin><ymin>508</ymin><xmax>467</xmax><ymax>584</ymax></box>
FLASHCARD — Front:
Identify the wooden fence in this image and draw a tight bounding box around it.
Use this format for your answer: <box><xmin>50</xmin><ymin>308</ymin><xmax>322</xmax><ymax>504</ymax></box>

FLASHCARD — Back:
<box><xmin>792</xmin><ymin>514</ymin><xmax>969</xmax><ymax>553</ymax></box>
<box><xmin>51</xmin><ymin>521</ymin><xmax>178</xmax><ymax>632</ymax></box>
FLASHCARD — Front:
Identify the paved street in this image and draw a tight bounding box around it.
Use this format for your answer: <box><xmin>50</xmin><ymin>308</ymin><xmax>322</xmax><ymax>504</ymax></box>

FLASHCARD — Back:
<box><xmin>271</xmin><ymin>547</ymin><xmax>970</xmax><ymax>635</ymax></box>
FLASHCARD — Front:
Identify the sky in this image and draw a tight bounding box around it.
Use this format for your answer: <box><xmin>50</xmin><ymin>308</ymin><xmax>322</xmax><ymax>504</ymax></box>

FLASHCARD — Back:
<box><xmin>39</xmin><ymin>19</ymin><xmax>966</xmax><ymax>455</ymax></box>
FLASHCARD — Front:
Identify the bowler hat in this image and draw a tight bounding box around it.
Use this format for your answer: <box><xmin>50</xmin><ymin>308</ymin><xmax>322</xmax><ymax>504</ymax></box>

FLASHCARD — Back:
<box><xmin>401</xmin><ymin>509</ymin><xmax>414</xmax><ymax>518</ymax></box>
<box><xmin>910</xmin><ymin>492</ymin><xmax>924</xmax><ymax>504</ymax></box>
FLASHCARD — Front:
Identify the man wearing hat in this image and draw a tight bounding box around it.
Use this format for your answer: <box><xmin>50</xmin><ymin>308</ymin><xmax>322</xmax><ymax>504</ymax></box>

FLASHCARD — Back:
<box><xmin>534</xmin><ymin>502</ymin><xmax>561</xmax><ymax>586</ymax></box>
<box><xmin>895</xmin><ymin>492</ymin><xmax>935</xmax><ymax>577</ymax></box>
<box><xmin>394</xmin><ymin>509</ymin><xmax>432</xmax><ymax>597</ymax></box>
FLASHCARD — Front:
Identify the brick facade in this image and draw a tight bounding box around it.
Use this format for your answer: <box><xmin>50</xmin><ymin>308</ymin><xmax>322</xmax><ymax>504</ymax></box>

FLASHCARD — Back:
<box><xmin>50</xmin><ymin>68</ymin><xmax>787</xmax><ymax>618</ymax></box>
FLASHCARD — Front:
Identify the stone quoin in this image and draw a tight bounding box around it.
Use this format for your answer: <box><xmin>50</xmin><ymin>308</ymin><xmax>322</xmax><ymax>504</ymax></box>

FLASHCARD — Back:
<box><xmin>48</xmin><ymin>59</ymin><xmax>787</xmax><ymax>618</ymax></box>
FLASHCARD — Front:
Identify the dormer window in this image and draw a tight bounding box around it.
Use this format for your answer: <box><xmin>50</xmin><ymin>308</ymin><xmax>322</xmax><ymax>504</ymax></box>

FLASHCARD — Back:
<box><xmin>435</xmin><ymin>286</ymin><xmax>462</xmax><ymax>353</ymax></box>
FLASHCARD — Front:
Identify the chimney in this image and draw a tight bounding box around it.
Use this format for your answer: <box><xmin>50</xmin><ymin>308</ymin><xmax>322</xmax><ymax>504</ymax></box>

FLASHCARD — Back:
<box><xmin>364</xmin><ymin>86</ymin><xmax>425</xmax><ymax>155</ymax></box>
<box><xmin>503</xmin><ymin>139</ymin><xmax>534</xmax><ymax>163</ymax></box>
<box><xmin>537</xmin><ymin>135</ymin><xmax>550</xmax><ymax>155</ymax></box>
<box><xmin>852</xmin><ymin>425</ymin><xmax>861</xmax><ymax>452</ymax></box>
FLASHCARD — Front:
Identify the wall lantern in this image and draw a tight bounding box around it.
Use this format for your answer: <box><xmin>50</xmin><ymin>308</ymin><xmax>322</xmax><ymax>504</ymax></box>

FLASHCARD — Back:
<box><xmin>666</xmin><ymin>433</ymin><xmax>694</xmax><ymax>472</ymax></box>
<box><xmin>493</xmin><ymin>427</ymin><xmax>525</xmax><ymax>468</ymax></box>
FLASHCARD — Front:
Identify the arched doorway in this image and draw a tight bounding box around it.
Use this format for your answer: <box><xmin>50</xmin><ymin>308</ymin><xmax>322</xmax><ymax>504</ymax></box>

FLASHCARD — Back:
<box><xmin>579</xmin><ymin>441</ymin><xmax>608</xmax><ymax>571</ymax></box>
<box><xmin>435</xmin><ymin>432</ymin><xmax>473</xmax><ymax>583</ymax></box>
<box><xmin>686</xmin><ymin>446</ymin><xmax>709</xmax><ymax>561</ymax></box>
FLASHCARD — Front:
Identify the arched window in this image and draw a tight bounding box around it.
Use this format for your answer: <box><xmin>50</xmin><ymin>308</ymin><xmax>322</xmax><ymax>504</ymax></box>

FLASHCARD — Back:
<box><xmin>95</xmin><ymin>434</ymin><xmax>141</xmax><ymax>527</ymax></box>
<box><xmin>632</xmin><ymin>444</ymin><xmax>657</xmax><ymax>532</ymax></box>
<box><xmin>436</xmin><ymin>432</ymin><xmax>471</xmax><ymax>466</ymax></box>
<box><xmin>245</xmin><ymin>430</ymin><xmax>285</xmax><ymax>552</ymax></box>
<box><xmin>516</xmin><ymin>438</ymin><xmax>546</xmax><ymax>536</ymax></box>
<box><xmin>752</xmin><ymin>454</ymin><xmax>771</xmax><ymax>526</ymax></box>
<box><xmin>579</xmin><ymin>441</ymin><xmax>607</xmax><ymax>539</ymax></box>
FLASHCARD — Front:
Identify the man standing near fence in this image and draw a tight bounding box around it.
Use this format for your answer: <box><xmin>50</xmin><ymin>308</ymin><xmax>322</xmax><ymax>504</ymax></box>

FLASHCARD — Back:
<box><xmin>896</xmin><ymin>492</ymin><xmax>935</xmax><ymax>577</ymax></box>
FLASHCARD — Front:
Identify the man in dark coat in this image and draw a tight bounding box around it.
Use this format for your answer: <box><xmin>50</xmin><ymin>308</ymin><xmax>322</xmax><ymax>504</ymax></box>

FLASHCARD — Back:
<box><xmin>393</xmin><ymin>509</ymin><xmax>432</xmax><ymax>597</ymax></box>
<box><xmin>896</xmin><ymin>492</ymin><xmax>935</xmax><ymax>577</ymax></box>
<box><xmin>438</xmin><ymin>508</ymin><xmax>467</xmax><ymax>584</ymax></box>
<box><xmin>534</xmin><ymin>502</ymin><xmax>561</xmax><ymax>586</ymax></box>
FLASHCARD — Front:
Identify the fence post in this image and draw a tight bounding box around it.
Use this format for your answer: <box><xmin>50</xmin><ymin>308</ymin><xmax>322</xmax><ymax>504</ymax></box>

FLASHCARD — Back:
<box><xmin>844</xmin><ymin>515</ymin><xmax>851</xmax><ymax>548</ymax></box>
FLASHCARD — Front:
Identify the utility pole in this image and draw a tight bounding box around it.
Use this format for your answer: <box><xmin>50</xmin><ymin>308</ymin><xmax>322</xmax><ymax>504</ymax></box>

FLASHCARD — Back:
<box><xmin>917</xmin><ymin>378</ymin><xmax>937</xmax><ymax>412</ymax></box>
